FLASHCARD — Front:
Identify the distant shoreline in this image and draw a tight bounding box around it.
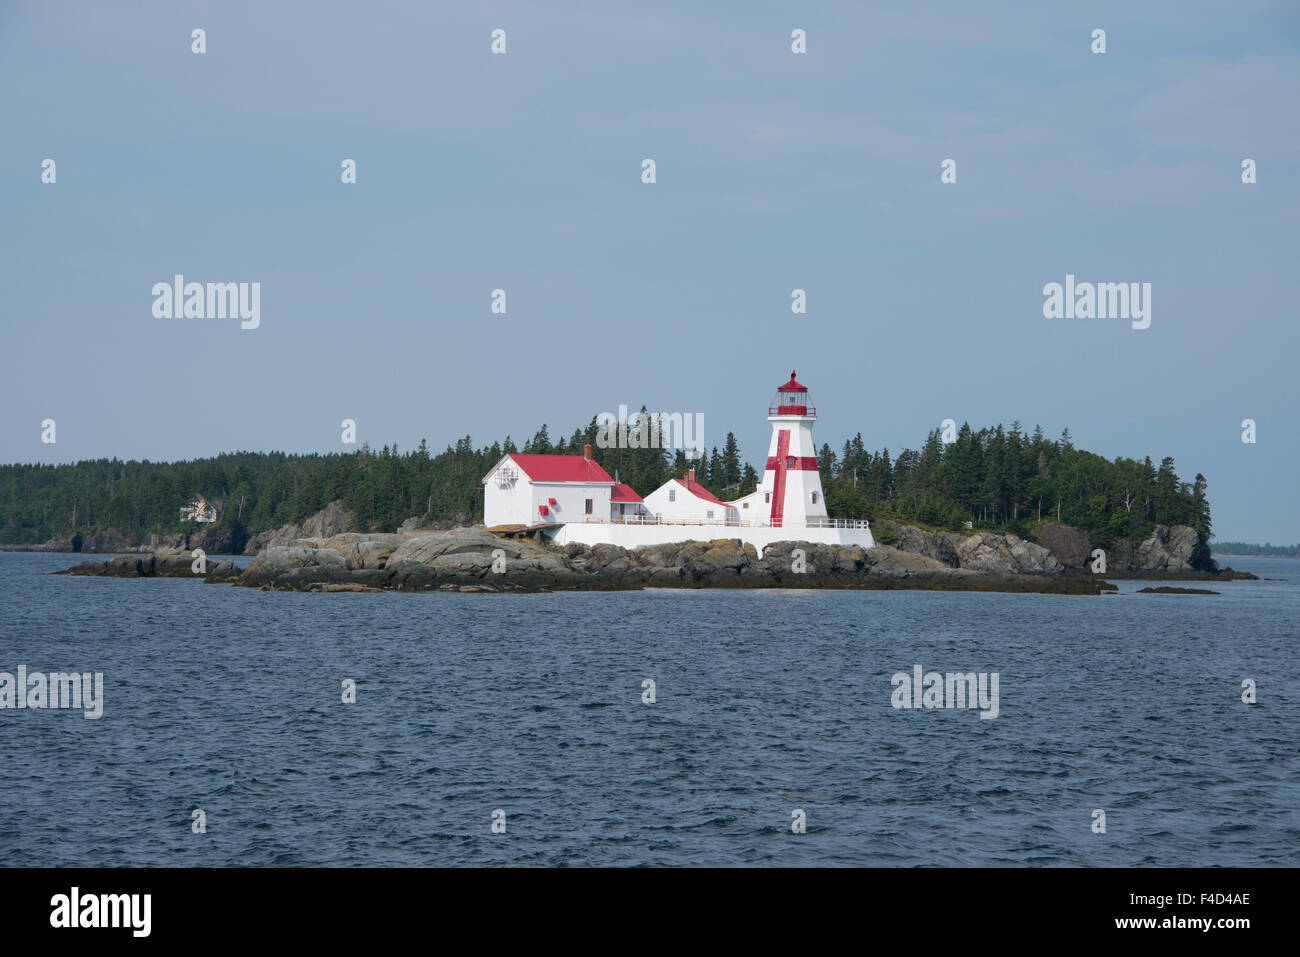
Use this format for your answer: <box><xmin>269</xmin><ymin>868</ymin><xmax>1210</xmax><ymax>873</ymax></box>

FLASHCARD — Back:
<box><xmin>1212</xmin><ymin>552</ymin><xmax>1298</xmax><ymax>559</ymax></box>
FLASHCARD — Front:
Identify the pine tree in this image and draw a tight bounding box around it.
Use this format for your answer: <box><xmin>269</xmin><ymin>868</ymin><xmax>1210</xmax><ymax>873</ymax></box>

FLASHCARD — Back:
<box><xmin>722</xmin><ymin>433</ymin><xmax>742</xmax><ymax>489</ymax></box>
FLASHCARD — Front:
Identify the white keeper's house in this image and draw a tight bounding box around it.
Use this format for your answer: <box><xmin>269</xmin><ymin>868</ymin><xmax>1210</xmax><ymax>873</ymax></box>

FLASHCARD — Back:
<box><xmin>482</xmin><ymin>371</ymin><xmax>874</xmax><ymax>556</ymax></box>
<box><xmin>481</xmin><ymin>447</ymin><xmax>616</xmax><ymax>528</ymax></box>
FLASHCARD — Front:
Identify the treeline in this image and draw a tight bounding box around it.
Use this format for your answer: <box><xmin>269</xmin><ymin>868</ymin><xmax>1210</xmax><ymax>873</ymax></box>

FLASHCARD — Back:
<box><xmin>0</xmin><ymin>412</ymin><xmax>755</xmax><ymax>547</ymax></box>
<box><xmin>0</xmin><ymin>417</ymin><xmax>1209</xmax><ymax>551</ymax></box>
<box><xmin>1208</xmin><ymin>541</ymin><xmax>1298</xmax><ymax>557</ymax></box>
<box><xmin>816</xmin><ymin>422</ymin><xmax>1210</xmax><ymax>549</ymax></box>
<box><xmin>1</xmin><ymin>441</ymin><xmax>500</xmax><ymax>547</ymax></box>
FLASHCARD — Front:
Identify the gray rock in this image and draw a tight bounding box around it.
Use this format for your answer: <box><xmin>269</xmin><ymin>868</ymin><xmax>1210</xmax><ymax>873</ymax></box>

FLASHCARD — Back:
<box><xmin>1001</xmin><ymin>533</ymin><xmax>1061</xmax><ymax>574</ymax></box>
<box><xmin>319</xmin><ymin>533</ymin><xmax>406</xmax><ymax>569</ymax></box>
<box><xmin>1134</xmin><ymin>525</ymin><xmax>1199</xmax><ymax>572</ymax></box>
<box><xmin>886</xmin><ymin>523</ymin><xmax>964</xmax><ymax>567</ymax></box>
<box><xmin>105</xmin><ymin>555</ymin><xmax>144</xmax><ymax>577</ymax></box>
<box><xmin>206</xmin><ymin>559</ymin><xmax>241</xmax><ymax>583</ymax></box>
<box><xmin>152</xmin><ymin>548</ymin><xmax>204</xmax><ymax>577</ymax></box>
<box><xmin>243</xmin><ymin>501</ymin><xmax>356</xmax><ymax>554</ymax></box>
<box><xmin>55</xmin><ymin>521</ymin><xmax>1114</xmax><ymax>595</ymax></box>
<box><xmin>238</xmin><ymin>544</ymin><xmax>347</xmax><ymax>588</ymax></box>
<box><xmin>1032</xmin><ymin>522</ymin><xmax>1092</xmax><ymax>568</ymax></box>
<box><xmin>861</xmin><ymin>546</ymin><xmax>964</xmax><ymax>579</ymax></box>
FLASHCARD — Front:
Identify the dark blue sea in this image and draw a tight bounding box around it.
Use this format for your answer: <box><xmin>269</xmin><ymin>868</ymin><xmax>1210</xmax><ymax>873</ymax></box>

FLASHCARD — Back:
<box><xmin>1</xmin><ymin>551</ymin><xmax>1295</xmax><ymax>866</ymax></box>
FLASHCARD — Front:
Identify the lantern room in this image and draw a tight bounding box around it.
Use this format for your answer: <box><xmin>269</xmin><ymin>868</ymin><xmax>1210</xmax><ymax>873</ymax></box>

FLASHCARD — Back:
<box><xmin>768</xmin><ymin>370</ymin><xmax>816</xmax><ymax>418</ymax></box>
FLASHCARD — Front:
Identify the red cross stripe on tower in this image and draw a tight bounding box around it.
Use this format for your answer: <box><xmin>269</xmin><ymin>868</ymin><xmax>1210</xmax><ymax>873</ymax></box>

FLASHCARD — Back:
<box><xmin>769</xmin><ymin>429</ymin><xmax>790</xmax><ymax>527</ymax></box>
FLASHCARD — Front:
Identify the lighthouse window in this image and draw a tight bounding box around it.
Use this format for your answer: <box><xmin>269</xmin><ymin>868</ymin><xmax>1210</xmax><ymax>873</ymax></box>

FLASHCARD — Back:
<box><xmin>811</xmin><ymin>492</ymin><xmax>818</xmax><ymax>504</ymax></box>
<box><xmin>764</xmin><ymin>492</ymin><xmax>770</xmax><ymax>503</ymax></box>
<box><xmin>585</xmin><ymin>499</ymin><xmax>593</xmax><ymax>514</ymax></box>
<box><xmin>743</xmin><ymin>502</ymin><xmax>748</xmax><ymax>509</ymax></box>
<box><xmin>787</xmin><ymin>456</ymin><xmax>796</xmax><ymax>468</ymax></box>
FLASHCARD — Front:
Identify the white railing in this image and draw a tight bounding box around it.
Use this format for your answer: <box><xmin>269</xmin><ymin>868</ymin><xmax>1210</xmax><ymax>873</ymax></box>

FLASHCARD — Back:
<box><xmin>581</xmin><ymin>515</ymin><xmax>871</xmax><ymax>530</ymax></box>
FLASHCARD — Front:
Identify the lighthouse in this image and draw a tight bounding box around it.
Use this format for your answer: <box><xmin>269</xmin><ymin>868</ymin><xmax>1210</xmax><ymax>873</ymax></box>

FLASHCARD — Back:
<box><xmin>539</xmin><ymin>369</ymin><xmax>874</xmax><ymax>556</ymax></box>
<box><xmin>728</xmin><ymin>371</ymin><xmax>829</xmax><ymax>527</ymax></box>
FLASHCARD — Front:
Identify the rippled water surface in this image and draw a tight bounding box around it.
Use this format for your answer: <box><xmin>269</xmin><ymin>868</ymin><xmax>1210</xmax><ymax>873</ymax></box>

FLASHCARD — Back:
<box><xmin>1</xmin><ymin>552</ymin><xmax>1296</xmax><ymax>866</ymax></box>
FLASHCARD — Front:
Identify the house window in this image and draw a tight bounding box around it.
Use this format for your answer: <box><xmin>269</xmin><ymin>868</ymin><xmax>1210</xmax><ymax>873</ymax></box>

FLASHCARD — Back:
<box><xmin>811</xmin><ymin>492</ymin><xmax>818</xmax><ymax>504</ymax></box>
<box><xmin>668</xmin><ymin>489</ymin><xmax>676</xmax><ymax>502</ymax></box>
<box><xmin>619</xmin><ymin>503</ymin><xmax>625</xmax><ymax>515</ymax></box>
<box><xmin>706</xmin><ymin>509</ymin><xmax>714</xmax><ymax>519</ymax></box>
<box><xmin>585</xmin><ymin>498</ymin><xmax>593</xmax><ymax>514</ymax></box>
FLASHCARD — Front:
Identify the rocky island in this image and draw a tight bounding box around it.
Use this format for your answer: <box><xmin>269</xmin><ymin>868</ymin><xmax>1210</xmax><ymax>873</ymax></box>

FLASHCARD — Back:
<box><xmin>54</xmin><ymin>512</ymin><xmax>1252</xmax><ymax>595</ymax></box>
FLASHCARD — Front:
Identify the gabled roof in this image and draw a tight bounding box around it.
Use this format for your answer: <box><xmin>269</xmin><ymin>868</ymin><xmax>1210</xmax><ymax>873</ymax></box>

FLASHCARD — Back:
<box><xmin>610</xmin><ymin>483</ymin><xmax>642</xmax><ymax>503</ymax></box>
<box><xmin>672</xmin><ymin>476</ymin><xmax>726</xmax><ymax>505</ymax></box>
<box><xmin>505</xmin><ymin>454</ymin><xmax>614</xmax><ymax>484</ymax></box>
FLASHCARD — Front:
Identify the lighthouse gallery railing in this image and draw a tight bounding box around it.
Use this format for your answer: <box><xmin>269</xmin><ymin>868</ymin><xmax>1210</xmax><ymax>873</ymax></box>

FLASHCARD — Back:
<box><xmin>576</xmin><ymin>515</ymin><xmax>871</xmax><ymax>530</ymax></box>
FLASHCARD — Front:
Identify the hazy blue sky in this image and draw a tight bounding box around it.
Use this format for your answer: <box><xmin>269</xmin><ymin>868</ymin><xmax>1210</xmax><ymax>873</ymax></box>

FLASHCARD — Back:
<box><xmin>2</xmin><ymin>1</ymin><xmax>1297</xmax><ymax>541</ymax></box>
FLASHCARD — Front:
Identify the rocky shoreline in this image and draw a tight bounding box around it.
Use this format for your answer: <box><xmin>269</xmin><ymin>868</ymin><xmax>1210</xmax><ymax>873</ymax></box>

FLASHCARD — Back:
<box><xmin>50</xmin><ymin>521</ymin><xmax>1255</xmax><ymax>595</ymax></box>
<box><xmin>3</xmin><ymin>501</ymin><xmax>360</xmax><ymax>556</ymax></box>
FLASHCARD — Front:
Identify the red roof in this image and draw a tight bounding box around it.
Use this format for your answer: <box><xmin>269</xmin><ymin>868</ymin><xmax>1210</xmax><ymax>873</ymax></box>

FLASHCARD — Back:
<box><xmin>678</xmin><ymin>477</ymin><xmax>726</xmax><ymax>504</ymax></box>
<box><xmin>777</xmin><ymin>369</ymin><xmax>808</xmax><ymax>393</ymax></box>
<box><xmin>610</xmin><ymin>483</ymin><xmax>642</xmax><ymax>502</ymax></box>
<box><xmin>507</xmin><ymin>454</ymin><xmax>614</xmax><ymax>483</ymax></box>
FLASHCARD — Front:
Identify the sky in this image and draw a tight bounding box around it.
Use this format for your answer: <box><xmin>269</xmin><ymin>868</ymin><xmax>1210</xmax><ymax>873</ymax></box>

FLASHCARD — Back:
<box><xmin>1</xmin><ymin>1</ymin><xmax>1297</xmax><ymax>542</ymax></box>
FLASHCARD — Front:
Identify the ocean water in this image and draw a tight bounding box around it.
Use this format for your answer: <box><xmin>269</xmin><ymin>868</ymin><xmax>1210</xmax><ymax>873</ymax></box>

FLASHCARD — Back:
<box><xmin>0</xmin><ymin>551</ymin><xmax>1295</xmax><ymax>867</ymax></box>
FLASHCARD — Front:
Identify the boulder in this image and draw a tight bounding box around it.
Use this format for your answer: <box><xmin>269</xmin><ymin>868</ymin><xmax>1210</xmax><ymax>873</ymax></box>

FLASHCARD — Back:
<box><xmin>152</xmin><ymin>548</ymin><xmax>204</xmax><ymax>577</ymax></box>
<box><xmin>954</xmin><ymin>534</ymin><xmax>1015</xmax><ymax>574</ymax></box>
<box><xmin>861</xmin><ymin>546</ymin><xmax>962</xmax><ymax>579</ymax></box>
<box><xmin>880</xmin><ymin>521</ymin><xmax>963</xmax><ymax>567</ymax></box>
<box><xmin>301</xmin><ymin>501</ymin><xmax>353</xmax><ymax>539</ymax></box>
<box><xmin>387</xmin><ymin>559</ymin><xmax>440</xmax><ymax>591</ymax></box>
<box><xmin>307</xmin><ymin>582</ymin><xmax>384</xmax><ymax>593</ymax></box>
<box><xmin>206</xmin><ymin>559</ymin><xmax>242</xmax><ymax>583</ymax></box>
<box><xmin>1134</xmin><ymin>525</ymin><xmax>1201</xmax><ymax>573</ymax></box>
<box><xmin>1032</xmin><ymin>522</ymin><xmax>1092</xmax><ymax>568</ymax></box>
<box><xmin>388</xmin><ymin>531</ymin><xmax>508</xmax><ymax>565</ymax></box>
<box><xmin>239</xmin><ymin>544</ymin><xmax>347</xmax><ymax>588</ymax></box>
<box><xmin>105</xmin><ymin>555</ymin><xmax>145</xmax><ymax>577</ymax></box>
<box><xmin>1000</xmin><ymin>533</ymin><xmax>1061</xmax><ymax>574</ymax></box>
<box><xmin>320</xmin><ymin>533</ymin><xmax>405</xmax><ymax>569</ymax></box>
<box><xmin>244</xmin><ymin>501</ymin><xmax>356</xmax><ymax>554</ymax></box>
<box><xmin>949</xmin><ymin>532</ymin><xmax>1059</xmax><ymax>575</ymax></box>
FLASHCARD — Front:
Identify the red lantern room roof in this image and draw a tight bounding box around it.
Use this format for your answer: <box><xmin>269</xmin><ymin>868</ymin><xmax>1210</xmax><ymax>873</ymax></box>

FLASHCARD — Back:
<box><xmin>777</xmin><ymin>370</ymin><xmax>808</xmax><ymax>393</ymax></box>
<box><xmin>769</xmin><ymin>370</ymin><xmax>816</xmax><ymax>417</ymax></box>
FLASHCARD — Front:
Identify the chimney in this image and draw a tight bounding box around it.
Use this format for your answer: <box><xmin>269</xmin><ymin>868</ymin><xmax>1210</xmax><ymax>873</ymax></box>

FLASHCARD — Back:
<box><xmin>583</xmin><ymin>443</ymin><xmax>592</xmax><ymax>461</ymax></box>
<box><xmin>687</xmin><ymin>467</ymin><xmax>695</xmax><ymax>484</ymax></box>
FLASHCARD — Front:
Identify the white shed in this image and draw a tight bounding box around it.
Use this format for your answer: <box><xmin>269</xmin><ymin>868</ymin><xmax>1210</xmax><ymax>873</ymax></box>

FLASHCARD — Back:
<box><xmin>642</xmin><ymin>468</ymin><xmax>738</xmax><ymax>525</ymax></box>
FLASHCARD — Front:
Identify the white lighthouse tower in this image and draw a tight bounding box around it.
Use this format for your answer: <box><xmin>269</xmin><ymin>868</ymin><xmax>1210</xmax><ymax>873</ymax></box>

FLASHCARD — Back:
<box><xmin>730</xmin><ymin>371</ymin><xmax>828</xmax><ymax>527</ymax></box>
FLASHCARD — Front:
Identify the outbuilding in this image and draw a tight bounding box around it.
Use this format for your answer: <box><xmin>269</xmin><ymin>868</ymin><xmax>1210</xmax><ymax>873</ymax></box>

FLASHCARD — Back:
<box><xmin>642</xmin><ymin>468</ymin><xmax>738</xmax><ymax>525</ymax></box>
